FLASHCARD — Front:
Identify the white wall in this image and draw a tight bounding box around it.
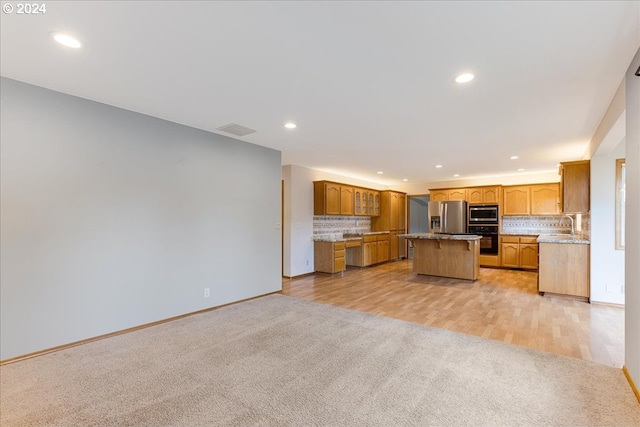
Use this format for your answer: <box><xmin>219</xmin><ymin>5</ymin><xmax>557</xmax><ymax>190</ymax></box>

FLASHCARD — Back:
<box><xmin>282</xmin><ymin>164</ymin><xmax>387</xmax><ymax>277</ymax></box>
<box><xmin>590</xmin><ymin>139</ymin><xmax>625</xmax><ymax>304</ymax></box>
<box><xmin>624</xmin><ymin>47</ymin><xmax>640</xmax><ymax>389</ymax></box>
<box><xmin>0</xmin><ymin>78</ymin><xmax>282</xmax><ymax>360</ymax></box>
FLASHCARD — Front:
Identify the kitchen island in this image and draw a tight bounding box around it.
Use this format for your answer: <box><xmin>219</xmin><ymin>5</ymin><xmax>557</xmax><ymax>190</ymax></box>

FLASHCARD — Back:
<box><xmin>400</xmin><ymin>233</ymin><xmax>482</xmax><ymax>281</ymax></box>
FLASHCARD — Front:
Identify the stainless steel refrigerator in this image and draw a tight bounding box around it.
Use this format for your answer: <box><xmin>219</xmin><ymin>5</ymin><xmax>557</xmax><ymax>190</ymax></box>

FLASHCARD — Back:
<box><xmin>427</xmin><ymin>200</ymin><xmax>468</xmax><ymax>234</ymax></box>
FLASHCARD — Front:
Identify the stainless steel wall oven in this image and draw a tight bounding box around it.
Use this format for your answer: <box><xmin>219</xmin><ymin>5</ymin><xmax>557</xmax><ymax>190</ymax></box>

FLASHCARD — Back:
<box><xmin>468</xmin><ymin>204</ymin><xmax>499</xmax><ymax>255</ymax></box>
<box><xmin>468</xmin><ymin>225</ymin><xmax>499</xmax><ymax>255</ymax></box>
<box><xmin>468</xmin><ymin>204</ymin><xmax>499</xmax><ymax>224</ymax></box>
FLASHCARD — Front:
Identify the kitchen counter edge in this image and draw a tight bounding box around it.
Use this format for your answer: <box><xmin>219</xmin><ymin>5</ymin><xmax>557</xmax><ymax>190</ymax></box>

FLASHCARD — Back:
<box><xmin>399</xmin><ymin>233</ymin><xmax>482</xmax><ymax>241</ymax></box>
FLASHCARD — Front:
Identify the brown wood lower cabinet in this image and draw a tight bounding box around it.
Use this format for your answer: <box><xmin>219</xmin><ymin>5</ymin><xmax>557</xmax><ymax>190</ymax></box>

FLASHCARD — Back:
<box><xmin>345</xmin><ymin>234</ymin><xmax>391</xmax><ymax>267</ymax></box>
<box><xmin>500</xmin><ymin>236</ymin><xmax>538</xmax><ymax>270</ymax></box>
<box><xmin>539</xmin><ymin>242</ymin><xmax>589</xmax><ymax>298</ymax></box>
<box><xmin>314</xmin><ymin>241</ymin><xmax>346</xmax><ymax>274</ymax></box>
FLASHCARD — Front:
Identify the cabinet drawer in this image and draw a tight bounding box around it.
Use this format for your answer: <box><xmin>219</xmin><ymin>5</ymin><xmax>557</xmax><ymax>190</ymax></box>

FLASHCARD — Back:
<box><xmin>520</xmin><ymin>236</ymin><xmax>538</xmax><ymax>244</ymax></box>
<box><xmin>363</xmin><ymin>235</ymin><xmax>377</xmax><ymax>243</ymax></box>
<box><xmin>377</xmin><ymin>234</ymin><xmax>389</xmax><ymax>242</ymax></box>
<box><xmin>335</xmin><ymin>256</ymin><xmax>346</xmax><ymax>272</ymax></box>
<box><xmin>334</xmin><ymin>249</ymin><xmax>345</xmax><ymax>258</ymax></box>
<box><xmin>346</xmin><ymin>240</ymin><xmax>361</xmax><ymax>248</ymax></box>
<box><xmin>334</xmin><ymin>242</ymin><xmax>346</xmax><ymax>250</ymax></box>
<box><xmin>501</xmin><ymin>236</ymin><xmax>519</xmax><ymax>243</ymax></box>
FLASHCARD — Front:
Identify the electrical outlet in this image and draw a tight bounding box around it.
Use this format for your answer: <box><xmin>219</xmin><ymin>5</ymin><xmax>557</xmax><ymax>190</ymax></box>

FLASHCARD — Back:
<box><xmin>204</xmin><ymin>288</ymin><xmax>210</xmax><ymax>298</ymax></box>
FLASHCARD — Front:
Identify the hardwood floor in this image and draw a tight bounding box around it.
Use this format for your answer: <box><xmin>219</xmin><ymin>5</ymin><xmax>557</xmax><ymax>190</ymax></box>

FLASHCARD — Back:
<box><xmin>282</xmin><ymin>260</ymin><xmax>625</xmax><ymax>368</ymax></box>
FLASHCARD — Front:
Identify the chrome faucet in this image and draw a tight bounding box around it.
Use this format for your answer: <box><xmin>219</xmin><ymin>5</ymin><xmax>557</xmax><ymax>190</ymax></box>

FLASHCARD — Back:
<box><xmin>560</xmin><ymin>214</ymin><xmax>574</xmax><ymax>237</ymax></box>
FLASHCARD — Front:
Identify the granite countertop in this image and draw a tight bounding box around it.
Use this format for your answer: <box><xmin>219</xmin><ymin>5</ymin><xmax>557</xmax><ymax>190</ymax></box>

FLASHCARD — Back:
<box><xmin>536</xmin><ymin>234</ymin><xmax>590</xmax><ymax>244</ymax></box>
<box><xmin>313</xmin><ymin>236</ymin><xmax>363</xmax><ymax>243</ymax></box>
<box><xmin>343</xmin><ymin>231</ymin><xmax>390</xmax><ymax>237</ymax></box>
<box><xmin>312</xmin><ymin>231</ymin><xmax>392</xmax><ymax>243</ymax></box>
<box><xmin>501</xmin><ymin>231</ymin><xmax>590</xmax><ymax>244</ymax></box>
<box><xmin>399</xmin><ymin>233</ymin><xmax>482</xmax><ymax>241</ymax></box>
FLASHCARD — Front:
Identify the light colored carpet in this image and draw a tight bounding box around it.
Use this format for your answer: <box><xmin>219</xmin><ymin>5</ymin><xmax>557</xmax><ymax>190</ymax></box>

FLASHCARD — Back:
<box><xmin>1</xmin><ymin>294</ymin><xmax>639</xmax><ymax>426</ymax></box>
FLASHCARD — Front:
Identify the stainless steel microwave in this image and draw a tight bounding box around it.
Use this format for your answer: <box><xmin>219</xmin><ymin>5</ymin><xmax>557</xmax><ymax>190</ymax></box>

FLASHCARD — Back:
<box><xmin>468</xmin><ymin>205</ymin><xmax>499</xmax><ymax>224</ymax></box>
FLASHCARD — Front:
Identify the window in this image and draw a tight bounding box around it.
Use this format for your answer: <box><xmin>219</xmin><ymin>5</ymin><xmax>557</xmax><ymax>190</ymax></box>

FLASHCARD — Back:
<box><xmin>615</xmin><ymin>159</ymin><xmax>625</xmax><ymax>250</ymax></box>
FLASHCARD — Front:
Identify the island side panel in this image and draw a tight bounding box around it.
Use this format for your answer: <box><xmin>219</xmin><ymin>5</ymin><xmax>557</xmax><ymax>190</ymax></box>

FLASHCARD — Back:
<box><xmin>411</xmin><ymin>239</ymin><xmax>479</xmax><ymax>280</ymax></box>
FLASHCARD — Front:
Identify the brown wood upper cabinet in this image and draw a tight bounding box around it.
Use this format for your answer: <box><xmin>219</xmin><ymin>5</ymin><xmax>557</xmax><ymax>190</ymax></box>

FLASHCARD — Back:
<box><xmin>466</xmin><ymin>186</ymin><xmax>501</xmax><ymax>204</ymax></box>
<box><xmin>430</xmin><ymin>188</ymin><xmax>465</xmax><ymax>201</ymax></box>
<box><xmin>503</xmin><ymin>183</ymin><xmax>559</xmax><ymax>215</ymax></box>
<box><xmin>560</xmin><ymin>160</ymin><xmax>590</xmax><ymax>213</ymax></box>
<box><xmin>340</xmin><ymin>185</ymin><xmax>355</xmax><ymax>216</ymax></box>
<box><xmin>372</xmin><ymin>191</ymin><xmax>406</xmax><ymax>232</ymax></box>
<box><xmin>502</xmin><ymin>185</ymin><xmax>530</xmax><ymax>215</ymax></box>
<box><xmin>315</xmin><ymin>181</ymin><xmax>355</xmax><ymax>216</ymax></box>
<box><xmin>431</xmin><ymin>186</ymin><xmax>500</xmax><ymax>204</ymax></box>
<box><xmin>530</xmin><ymin>184</ymin><xmax>560</xmax><ymax>215</ymax></box>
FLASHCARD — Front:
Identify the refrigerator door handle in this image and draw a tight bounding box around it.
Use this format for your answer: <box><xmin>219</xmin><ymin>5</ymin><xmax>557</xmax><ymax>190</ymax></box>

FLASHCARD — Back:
<box><xmin>442</xmin><ymin>203</ymin><xmax>447</xmax><ymax>232</ymax></box>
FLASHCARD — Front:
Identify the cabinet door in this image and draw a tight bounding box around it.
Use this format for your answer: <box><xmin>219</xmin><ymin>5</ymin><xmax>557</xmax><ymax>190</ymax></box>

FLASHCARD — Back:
<box><xmin>398</xmin><ymin>194</ymin><xmax>406</xmax><ymax>231</ymax></box>
<box><xmin>361</xmin><ymin>191</ymin><xmax>369</xmax><ymax>215</ymax></box>
<box><xmin>520</xmin><ymin>244</ymin><xmax>539</xmax><ymax>269</ymax></box>
<box><xmin>467</xmin><ymin>188</ymin><xmax>483</xmax><ymax>204</ymax></box>
<box><xmin>354</xmin><ymin>189</ymin><xmax>362</xmax><ymax>215</ymax></box>
<box><xmin>373</xmin><ymin>192</ymin><xmax>380</xmax><ymax>216</ymax></box>
<box><xmin>340</xmin><ymin>186</ymin><xmax>354</xmax><ymax>215</ymax></box>
<box><xmin>377</xmin><ymin>240</ymin><xmax>389</xmax><ymax>263</ymax></box>
<box><xmin>430</xmin><ymin>190</ymin><xmax>448</xmax><ymax>201</ymax></box>
<box><xmin>503</xmin><ymin>186</ymin><xmax>530</xmax><ymax>215</ymax></box>
<box><xmin>501</xmin><ymin>243</ymin><xmax>520</xmax><ymax>268</ymax></box>
<box><xmin>530</xmin><ymin>184</ymin><xmax>559</xmax><ymax>215</ymax></box>
<box><xmin>324</xmin><ymin>183</ymin><xmax>341</xmax><ymax>215</ymax></box>
<box><xmin>483</xmin><ymin>187</ymin><xmax>500</xmax><ymax>204</ymax></box>
<box><xmin>389</xmin><ymin>193</ymin><xmax>399</xmax><ymax>230</ymax></box>
<box><xmin>561</xmin><ymin>161</ymin><xmax>590</xmax><ymax>213</ymax></box>
<box><xmin>363</xmin><ymin>242</ymin><xmax>377</xmax><ymax>266</ymax></box>
<box><xmin>389</xmin><ymin>232</ymin><xmax>399</xmax><ymax>259</ymax></box>
<box><xmin>368</xmin><ymin>193</ymin><xmax>374</xmax><ymax>216</ymax></box>
<box><xmin>448</xmin><ymin>189</ymin><xmax>466</xmax><ymax>201</ymax></box>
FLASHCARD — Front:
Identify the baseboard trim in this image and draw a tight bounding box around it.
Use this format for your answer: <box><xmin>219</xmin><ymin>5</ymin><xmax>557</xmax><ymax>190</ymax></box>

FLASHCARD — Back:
<box><xmin>623</xmin><ymin>365</ymin><xmax>640</xmax><ymax>404</ymax></box>
<box><xmin>590</xmin><ymin>301</ymin><xmax>625</xmax><ymax>308</ymax></box>
<box><xmin>0</xmin><ymin>291</ymin><xmax>281</xmax><ymax>366</ymax></box>
<box><xmin>282</xmin><ymin>272</ymin><xmax>315</xmax><ymax>280</ymax></box>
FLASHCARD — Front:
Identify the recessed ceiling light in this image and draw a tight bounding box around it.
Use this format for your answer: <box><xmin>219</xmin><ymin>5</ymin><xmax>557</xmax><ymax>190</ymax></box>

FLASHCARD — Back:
<box><xmin>510</xmin><ymin>156</ymin><xmax>519</xmax><ymax>160</ymax></box>
<box><xmin>517</xmin><ymin>168</ymin><xmax>525</xmax><ymax>172</ymax></box>
<box><xmin>377</xmin><ymin>171</ymin><xmax>384</xmax><ymax>175</ymax></box>
<box><xmin>435</xmin><ymin>165</ymin><xmax>443</xmax><ymax>169</ymax></box>
<box><xmin>455</xmin><ymin>73</ymin><xmax>474</xmax><ymax>84</ymax></box>
<box><xmin>284</xmin><ymin>122</ymin><xmax>296</xmax><ymax>129</ymax></box>
<box><xmin>52</xmin><ymin>33</ymin><xmax>82</xmax><ymax>48</ymax></box>
<box><xmin>402</xmin><ymin>178</ymin><xmax>409</xmax><ymax>182</ymax></box>
<box><xmin>453</xmin><ymin>174</ymin><xmax>460</xmax><ymax>177</ymax></box>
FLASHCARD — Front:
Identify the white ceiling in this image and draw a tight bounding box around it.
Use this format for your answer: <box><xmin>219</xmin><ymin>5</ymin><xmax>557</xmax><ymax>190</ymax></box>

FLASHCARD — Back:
<box><xmin>1</xmin><ymin>1</ymin><xmax>639</xmax><ymax>186</ymax></box>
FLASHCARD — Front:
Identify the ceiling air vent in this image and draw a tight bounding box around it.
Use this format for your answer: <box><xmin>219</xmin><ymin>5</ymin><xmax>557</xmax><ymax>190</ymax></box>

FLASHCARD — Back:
<box><xmin>216</xmin><ymin>123</ymin><xmax>257</xmax><ymax>137</ymax></box>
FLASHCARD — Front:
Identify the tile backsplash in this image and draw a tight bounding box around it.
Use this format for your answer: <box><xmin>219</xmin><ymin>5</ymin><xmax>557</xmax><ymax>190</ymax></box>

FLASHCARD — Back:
<box><xmin>502</xmin><ymin>214</ymin><xmax>590</xmax><ymax>236</ymax></box>
<box><xmin>313</xmin><ymin>216</ymin><xmax>371</xmax><ymax>239</ymax></box>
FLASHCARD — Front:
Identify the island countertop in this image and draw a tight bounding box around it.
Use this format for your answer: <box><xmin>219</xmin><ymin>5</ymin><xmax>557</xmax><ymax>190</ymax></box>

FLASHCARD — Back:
<box><xmin>399</xmin><ymin>233</ymin><xmax>482</xmax><ymax>241</ymax></box>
